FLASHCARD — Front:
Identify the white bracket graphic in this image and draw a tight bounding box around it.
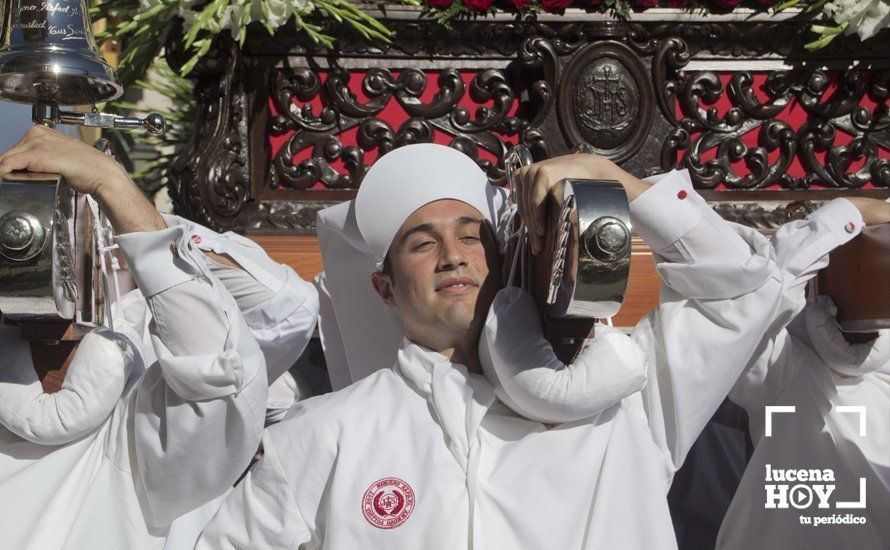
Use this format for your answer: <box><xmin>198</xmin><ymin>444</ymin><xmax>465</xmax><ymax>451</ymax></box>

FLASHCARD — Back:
<box><xmin>836</xmin><ymin>478</ymin><xmax>867</xmax><ymax>509</ymax></box>
<box><xmin>764</xmin><ymin>405</ymin><xmax>796</xmax><ymax>437</ymax></box>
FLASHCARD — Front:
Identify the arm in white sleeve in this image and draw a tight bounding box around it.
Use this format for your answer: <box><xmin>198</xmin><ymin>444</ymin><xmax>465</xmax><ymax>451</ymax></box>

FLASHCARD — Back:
<box><xmin>0</xmin><ymin>326</ymin><xmax>140</xmax><ymax>445</ymax></box>
<box><xmin>216</xmin><ymin>264</ymin><xmax>319</xmax><ymax>384</ymax></box>
<box><xmin>116</xmin><ymin>223</ymin><xmax>269</xmax><ymax>532</ymax></box>
<box><xmin>629</xmin><ymin>171</ymin><xmax>794</xmax><ymax>472</ymax></box>
<box><xmin>771</xmin><ymin>198</ymin><xmax>863</xmax><ymax>296</ymax></box>
<box><xmin>729</xmin><ymin>198</ymin><xmax>865</xmax><ymax>413</ymax></box>
<box><xmin>476</xmin><ymin>187</ymin><xmax>647</xmax><ymax>424</ymax></box>
<box><xmin>167</xmin><ymin>215</ymin><xmax>320</xmax><ymax>385</ymax></box>
<box><xmin>479</xmin><ymin>286</ymin><xmax>647</xmax><ymax>423</ymax></box>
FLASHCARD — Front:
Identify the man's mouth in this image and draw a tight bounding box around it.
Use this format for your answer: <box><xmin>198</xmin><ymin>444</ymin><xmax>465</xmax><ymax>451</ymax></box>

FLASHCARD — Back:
<box><xmin>435</xmin><ymin>276</ymin><xmax>478</xmax><ymax>294</ymax></box>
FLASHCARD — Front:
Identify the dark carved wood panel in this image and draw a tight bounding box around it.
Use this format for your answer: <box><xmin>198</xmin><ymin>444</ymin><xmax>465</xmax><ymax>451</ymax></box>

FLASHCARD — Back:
<box><xmin>166</xmin><ymin>9</ymin><xmax>890</xmax><ymax>235</ymax></box>
<box><xmin>667</xmin><ymin>69</ymin><xmax>889</xmax><ymax>190</ymax></box>
<box><xmin>266</xmin><ymin>67</ymin><xmax>523</xmax><ymax>191</ymax></box>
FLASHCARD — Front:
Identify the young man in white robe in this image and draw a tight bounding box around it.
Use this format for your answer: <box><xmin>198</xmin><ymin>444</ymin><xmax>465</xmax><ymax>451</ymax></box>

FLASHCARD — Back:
<box><xmin>0</xmin><ymin>125</ymin><xmax>319</xmax><ymax>549</ymax></box>
<box><xmin>717</xmin><ymin>197</ymin><xmax>890</xmax><ymax>550</ymax></box>
<box><xmin>197</xmin><ymin>143</ymin><xmax>813</xmax><ymax>549</ymax></box>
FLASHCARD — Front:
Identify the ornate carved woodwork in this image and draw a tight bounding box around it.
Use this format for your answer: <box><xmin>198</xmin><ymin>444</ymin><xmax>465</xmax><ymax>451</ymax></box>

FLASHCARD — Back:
<box><xmin>166</xmin><ymin>7</ymin><xmax>889</xmax><ymax>236</ymax></box>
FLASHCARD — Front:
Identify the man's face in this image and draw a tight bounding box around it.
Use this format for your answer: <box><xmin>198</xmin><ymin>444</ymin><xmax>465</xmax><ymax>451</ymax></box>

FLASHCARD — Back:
<box><xmin>372</xmin><ymin>199</ymin><xmax>501</xmax><ymax>349</ymax></box>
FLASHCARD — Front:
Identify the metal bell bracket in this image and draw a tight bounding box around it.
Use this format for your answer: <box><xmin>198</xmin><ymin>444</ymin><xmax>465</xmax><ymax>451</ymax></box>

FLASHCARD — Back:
<box><xmin>32</xmin><ymin>101</ymin><xmax>167</xmax><ymax>136</ymax></box>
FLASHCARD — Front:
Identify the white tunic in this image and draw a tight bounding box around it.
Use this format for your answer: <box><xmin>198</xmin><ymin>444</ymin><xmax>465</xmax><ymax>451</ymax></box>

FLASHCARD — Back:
<box><xmin>0</xmin><ymin>215</ymin><xmax>318</xmax><ymax>550</ymax></box>
<box><xmin>718</xmin><ymin>199</ymin><xmax>890</xmax><ymax>550</ymax></box>
<box><xmin>199</xmin><ymin>174</ymin><xmax>809</xmax><ymax>549</ymax></box>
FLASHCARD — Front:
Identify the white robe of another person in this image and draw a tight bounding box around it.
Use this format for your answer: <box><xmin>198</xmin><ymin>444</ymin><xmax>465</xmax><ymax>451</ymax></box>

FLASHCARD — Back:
<box><xmin>198</xmin><ymin>172</ymin><xmax>811</xmax><ymax>550</ymax></box>
<box><xmin>717</xmin><ymin>199</ymin><xmax>890</xmax><ymax>550</ymax></box>
<box><xmin>0</xmin><ymin>215</ymin><xmax>319</xmax><ymax>550</ymax></box>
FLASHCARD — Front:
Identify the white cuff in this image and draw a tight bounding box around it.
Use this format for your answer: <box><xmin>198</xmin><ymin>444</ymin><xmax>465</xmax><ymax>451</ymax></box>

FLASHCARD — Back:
<box><xmin>630</xmin><ymin>170</ymin><xmax>704</xmax><ymax>252</ymax></box>
<box><xmin>116</xmin><ymin>224</ymin><xmax>204</xmax><ymax>298</ymax></box>
<box><xmin>808</xmin><ymin>198</ymin><xmax>863</xmax><ymax>245</ymax></box>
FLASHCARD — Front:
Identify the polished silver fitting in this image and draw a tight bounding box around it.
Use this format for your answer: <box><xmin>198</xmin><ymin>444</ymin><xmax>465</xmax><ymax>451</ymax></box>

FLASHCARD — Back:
<box><xmin>0</xmin><ymin>210</ymin><xmax>47</xmax><ymax>261</ymax></box>
<box><xmin>32</xmin><ymin>101</ymin><xmax>167</xmax><ymax>135</ymax></box>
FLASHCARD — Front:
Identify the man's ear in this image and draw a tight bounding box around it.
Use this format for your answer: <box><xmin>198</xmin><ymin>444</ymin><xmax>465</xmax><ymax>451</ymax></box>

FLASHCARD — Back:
<box><xmin>371</xmin><ymin>272</ymin><xmax>398</xmax><ymax>309</ymax></box>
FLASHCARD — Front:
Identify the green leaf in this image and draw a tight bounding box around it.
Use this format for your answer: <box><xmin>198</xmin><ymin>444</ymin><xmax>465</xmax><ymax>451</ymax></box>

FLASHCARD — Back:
<box><xmin>771</xmin><ymin>0</ymin><xmax>799</xmax><ymax>11</ymax></box>
<box><xmin>179</xmin><ymin>38</ymin><xmax>212</xmax><ymax>75</ymax></box>
<box><xmin>804</xmin><ymin>29</ymin><xmax>842</xmax><ymax>51</ymax></box>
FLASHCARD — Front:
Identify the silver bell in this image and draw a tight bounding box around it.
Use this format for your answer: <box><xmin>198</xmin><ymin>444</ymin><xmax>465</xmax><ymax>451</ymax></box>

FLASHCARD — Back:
<box><xmin>0</xmin><ymin>0</ymin><xmax>122</xmax><ymax>105</ymax></box>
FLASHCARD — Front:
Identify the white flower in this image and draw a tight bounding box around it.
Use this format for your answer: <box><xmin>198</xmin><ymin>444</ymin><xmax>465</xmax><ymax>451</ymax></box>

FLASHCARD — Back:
<box><xmin>171</xmin><ymin>0</ymin><xmax>316</xmax><ymax>39</ymax></box>
<box><xmin>824</xmin><ymin>0</ymin><xmax>890</xmax><ymax>42</ymax></box>
<box><xmin>263</xmin><ymin>0</ymin><xmax>294</xmax><ymax>29</ymax></box>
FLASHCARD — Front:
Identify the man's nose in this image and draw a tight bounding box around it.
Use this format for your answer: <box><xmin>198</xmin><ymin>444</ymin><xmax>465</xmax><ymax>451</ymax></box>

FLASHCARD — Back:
<box><xmin>437</xmin><ymin>237</ymin><xmax>467</xmax><ymax>270</ymax></box>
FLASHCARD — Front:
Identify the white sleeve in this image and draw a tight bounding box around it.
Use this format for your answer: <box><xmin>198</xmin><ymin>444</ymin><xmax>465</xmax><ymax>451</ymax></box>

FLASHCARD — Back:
<box><xmin>168</xmin><ymin>215</ymin><xmax>320</xmax><ymax>384</ymax></box>
<box><xmin>0</xmin><ymin>327</ymin><xmax>140</xmax><ymax>446</ymax></box>
<box><xmin>115</xmin><ymin>223</ymin><xmax>269</xmax><ymax>531</ymax></box>
<box><xmin>479</xmin><ymin>286</ymin><xmax>647</xmax><ymax>424</ymax></box>
<box><xmin>771</xmin><ymin>198</ymin><xmax>863</xmax><ymax>296</ymax></box>
<box><xmin>236</xmin><ymin>265</ymin><xmax>319</xmax><ymax>384</ymax></box>
<box><xmin>729</xmin><ymin>198</ymin><xmax>865</xmax><ymax>414</ymax></box>
<box><xmin>629</xmin><ymin>171</ymin><xmax>792</xmax><ymax>472</ymax></box>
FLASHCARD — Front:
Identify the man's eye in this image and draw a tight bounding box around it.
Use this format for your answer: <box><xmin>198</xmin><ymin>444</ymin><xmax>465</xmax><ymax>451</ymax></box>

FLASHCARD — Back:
<box><xmin>461</xmin><ymin>236</ymin><xmax>480</xmax><ymax>243</ymax></box>
<box><xmin>413</xmin><ymin>241</ymin><xmax>435</xmax><ymax>251</ymax></box>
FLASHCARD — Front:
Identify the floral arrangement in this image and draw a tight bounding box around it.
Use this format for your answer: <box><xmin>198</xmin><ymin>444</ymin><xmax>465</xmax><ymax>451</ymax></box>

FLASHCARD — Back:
<box><xmin>423</xmin><ymin>0</ymin><xmax>888</xmax><ymax>50</ymax></box>
<box><xmin>791</xmin><ymin>0</ymin><xmax>889</xmax><ymax>49</ymax></box>
<box><xmin>91</xmin><ymin>0</ymin><xmax>889</xmax><ymax>89</ymax></box>
<box><xmin>93</xmin><ymin>0</ymin><xmax>408</xmax><ymax>87</ymax></box>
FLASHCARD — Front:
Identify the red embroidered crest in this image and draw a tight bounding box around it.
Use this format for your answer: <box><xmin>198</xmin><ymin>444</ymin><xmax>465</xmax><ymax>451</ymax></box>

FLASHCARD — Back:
<box><xmin>362</xmin><ymin>477</ymin><xmax>416</xmax><ymax>529</ymax></box>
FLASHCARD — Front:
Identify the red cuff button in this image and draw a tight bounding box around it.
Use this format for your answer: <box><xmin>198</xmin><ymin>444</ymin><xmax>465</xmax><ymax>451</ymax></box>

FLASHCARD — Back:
<box><xmin>844</xmin><ymin>222</ymin><xmax>856</xmax><ymax>234</ymax></box>
<box><xmin>191</xmin><ymin>234</ymin><xmax>202</xmax><ymax>244</ymax></box>
<box><xmin>677</xmin><ymin>189</ymin><xmax>688</xmax><ymax>200</ymax></box>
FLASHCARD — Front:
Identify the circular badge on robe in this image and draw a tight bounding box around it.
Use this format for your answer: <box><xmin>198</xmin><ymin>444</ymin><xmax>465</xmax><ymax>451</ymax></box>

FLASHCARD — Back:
<box><xmin>362</xmin><ymin>477</ymin><xmax>416</xmax><ymax>529</ymax></box>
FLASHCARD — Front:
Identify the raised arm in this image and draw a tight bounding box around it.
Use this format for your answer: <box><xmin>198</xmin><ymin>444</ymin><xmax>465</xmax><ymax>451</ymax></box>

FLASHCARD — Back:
<box><xmin>182</xmin><ymin>220</ymin><xmax>320</xmax><ymax>387</ymax></box>
<box><xmin>730</xmin><ymin>198</ymin><xmax>883</xmax><ymax>416</ymax></box>
<box><xmin>626</xmin><ymin>172</ymin><xmax>793</xmax><ymax>472</ymax></box>
<box><xmin>115</xmin><ymin>222</ymin><xmax>268</xmax><ymax>530</ymax></box>
<box><xmin>510</xmin><ymin>152</ymin><xmax>794</xmax><ymax>470</ymax></box>
<box><xmin>0</xmin><ymin>126</ymin><xmax>270</xmax><ymax>530</ymax></box>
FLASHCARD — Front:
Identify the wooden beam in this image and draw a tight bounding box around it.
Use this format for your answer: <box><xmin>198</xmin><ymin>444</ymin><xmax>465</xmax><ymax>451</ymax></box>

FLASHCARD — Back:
<box><xmin>249</xmin><ymin>235</ymin><xmax>324</xmax><ymax>281</ymax></box>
